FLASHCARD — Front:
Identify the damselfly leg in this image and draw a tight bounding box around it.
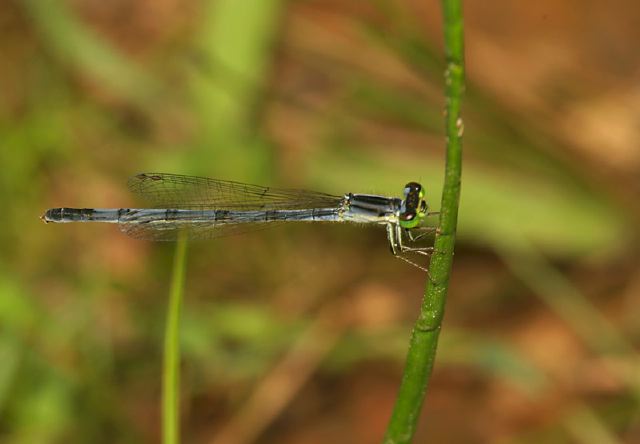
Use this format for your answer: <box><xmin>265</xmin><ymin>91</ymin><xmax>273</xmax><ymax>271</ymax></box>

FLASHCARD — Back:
<box><xmin>406</xmin><ymin>226</ymin><xmax>437</xmax><ymax>243</ymax></box>
<box><xmin>385</xmin><ymin>223</ymin><xmax>435</xmax><ymax>275</ymax></box>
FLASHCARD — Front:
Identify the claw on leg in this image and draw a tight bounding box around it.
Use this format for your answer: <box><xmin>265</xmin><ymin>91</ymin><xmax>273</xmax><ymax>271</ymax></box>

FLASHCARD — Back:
<box><xmin>407</xmin><ymin>226</ymin><xmax>437</xmax><ymax>242</ymax></box>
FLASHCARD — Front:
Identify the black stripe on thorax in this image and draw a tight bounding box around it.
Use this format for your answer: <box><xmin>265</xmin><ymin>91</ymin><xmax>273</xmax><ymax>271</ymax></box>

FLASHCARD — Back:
<box><xmin>348</xmin><ymin>194</ymin><xmax>400</xmax><ymax>216</ymax></box>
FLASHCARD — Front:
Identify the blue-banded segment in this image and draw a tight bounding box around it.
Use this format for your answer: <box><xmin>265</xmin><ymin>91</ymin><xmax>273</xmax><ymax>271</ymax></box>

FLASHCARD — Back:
<box><xmin>42</xmin><ymin>207</ymin><xmax>344</xmax><ymax>224</ymax></box>
<box><xmin>42</xmin><ymin>208</ymin><xmax>125</xmax><ymax>223</ymax></box>
<box><xmin>43</xmin><ymin>207</ymin><xmax>347</xmax><ymax>241</ymax></box>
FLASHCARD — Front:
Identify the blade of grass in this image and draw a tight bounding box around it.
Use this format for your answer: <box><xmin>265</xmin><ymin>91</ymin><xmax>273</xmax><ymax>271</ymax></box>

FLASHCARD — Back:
<box><xmin>163</xmin><ymin>232</ymin><xmax>188</xmax><ymax>444</ymax></box>
<box><xmin>384</xmin><ymin>1</ymin><xmax>465</xmax><ymax>442</ymax></box>
<box><xmin>182</xmin><ymin>0</ymin><xmax>283</xmax><ymax>181</ymax></box>
<box><xmin>22</xmin><ymin>0</ymin><xmax>158</xmax><ymax>105</ymax></box>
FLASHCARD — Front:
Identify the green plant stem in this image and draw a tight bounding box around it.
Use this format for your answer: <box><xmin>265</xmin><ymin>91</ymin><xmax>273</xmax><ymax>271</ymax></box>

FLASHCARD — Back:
<box><xmin>384</xmin><ymin>1</ymin><xmax>464</xmax><ymax>442</ymax></box>
<box><xmin>162</xmin><ymin>232</ymin><xmax>188</xmax><ymax>444</ymax></box>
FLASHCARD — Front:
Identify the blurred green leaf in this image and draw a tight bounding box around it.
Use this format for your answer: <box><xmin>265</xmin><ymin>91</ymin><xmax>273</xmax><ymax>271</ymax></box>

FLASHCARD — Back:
<box><xmin>439</xmin><ymin>330</ymin><xmax>547</xmax><ymax>396</ymax></box>
<box><xmin>0</xmin><ymin>337</ymin><xmax>21</xmax><ymax>413</ymax></box>
<box><xmin>181</xmin><ymin>302</ymin><xmax>303</xmax><ymax>381</ymax></box>
<box><xmin>22</xmin><ymin>0</ymin><xmax>159</xmax><ymax>104</ymax></box>
<box><xmin>182</xmin><ymin>0</ymin><xmax>284</xmax><ymax>180</ymax></box>
<box><xmin>0</xmin><ymin>274</ymin><xmax>38</xmax><ymax>332</ymax></box>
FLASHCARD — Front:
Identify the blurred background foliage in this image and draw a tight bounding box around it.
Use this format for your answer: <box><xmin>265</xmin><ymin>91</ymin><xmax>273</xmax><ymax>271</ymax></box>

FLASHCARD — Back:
<box><xmin>1</xmin><ymin>0</ymin><xmax>639</xmax><ymax>443</ymax></box>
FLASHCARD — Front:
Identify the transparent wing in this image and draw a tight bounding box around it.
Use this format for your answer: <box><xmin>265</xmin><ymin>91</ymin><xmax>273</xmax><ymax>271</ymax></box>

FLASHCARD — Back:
<box><xmin>119</xmin><ymin>218</ymin><xmax>289</xmax><ymax>241</ymax></box>
<box><xmin>122</xmin><ymin>173</ymin><xmax>344</xmax><ymax>241</ymax></box>
<box><xmin>127</xmin><ymin>173</ymin><xmax>343</xmax><ymax>210</ymax></box>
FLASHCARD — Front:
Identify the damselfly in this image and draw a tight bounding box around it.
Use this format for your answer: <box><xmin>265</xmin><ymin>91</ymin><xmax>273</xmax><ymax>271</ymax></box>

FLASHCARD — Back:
<box><xmin>42</xmin><ymin>173</ymin><xmax>436</xmax><ymax>270</ymax></box>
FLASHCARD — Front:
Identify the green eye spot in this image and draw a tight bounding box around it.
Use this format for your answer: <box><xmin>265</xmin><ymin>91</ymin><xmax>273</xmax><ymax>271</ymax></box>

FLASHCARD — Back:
<box><xmin>399</xmin><ymin>219</ymin><xmax>419</xmax><ymax>229</ymax></box>
<box><xmin>399</xmin><ymin>212</ymin><xmax>420</xmax><ymax>229</ymax></box>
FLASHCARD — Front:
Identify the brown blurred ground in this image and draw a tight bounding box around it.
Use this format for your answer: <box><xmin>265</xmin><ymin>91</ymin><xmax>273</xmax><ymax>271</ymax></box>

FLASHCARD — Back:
<box><xmin>1</xmin><ymin>1</ymin><xmax>639</xmax><ymax>443</ymax></box>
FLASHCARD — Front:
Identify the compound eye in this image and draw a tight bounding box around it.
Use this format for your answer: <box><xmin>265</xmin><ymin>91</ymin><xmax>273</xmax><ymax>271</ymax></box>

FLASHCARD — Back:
<box><xmin>400</xmin><ymin>182</ymin><xmax>424</xmax><ymax>228</ymax></box>
<box><xmin>403</xmin><ymin>182</ymin><xmax>422</xmax><ymax>197</ymax></box>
